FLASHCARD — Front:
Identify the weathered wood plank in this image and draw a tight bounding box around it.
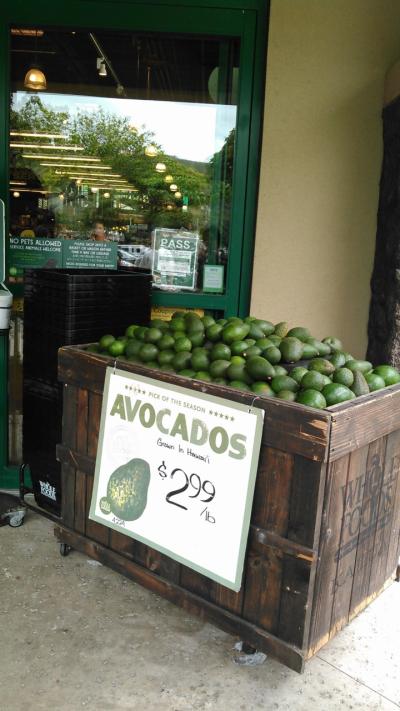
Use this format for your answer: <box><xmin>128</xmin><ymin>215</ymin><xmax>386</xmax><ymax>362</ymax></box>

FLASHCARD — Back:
<box><xmin>308</xmin><ymin>454</ymin><xmax>350</xmax><ymax>654</ymax></box>
<box><xmin>61</xmin><ymin>384</ymin><xmax>77</xmax><ymax>449</ymax></box>
<box><xmin>76</xmin><ymin>388</ymin><xmax>89</xmax><ymax>455</ymax></box>
<box><xmin>329</xmin><ymin>446</ymin><xmax>369</xmax><ymax>639</ymax></box>
<box><xmin>242</xmin><ymin>447</ymin><xmax>294</xmax><ymax>633</ymax></box>
<box><xmin>368</xmin><ymin>430</ymin><xmax>400</xmax><ymax>595</ymax></box>
<box><xmin>329</xmin><ymin>385</ymin><xmax>400</xmax><ymax>460</ymax></box>
<box><xmin>54</xmin><ymin>524</ymin><xmax>305</xmax><ymax>673</ymax></box>
<box><xmin>56</xmin><ymin>445</ymin><xmax>95</xmax><ymax>477</ymax></box>
<box><xmin>74</xmin><ymin>470</ymin><xmax>87</xmax><ymax>535</ymax></box>
<box><xmin>61</xmin><ymin>463</ymin><xmax>75</xmax><ymax>528</ymax></box>
<box><xmin>252</xmin><ymin>447</ymin><xmax>294</xmax><ymax>533</ymax></box>
<box><xmin>212</xmin><ymin>584</ymin><xmax>244</xmax><ymax>616</ymax></box>
<box><xmin>180</xmin><ymin>567</ymin><xmax>215</xmax><ymax>601</ymax></box>
<box><xmin>87</xmin><ymin>392</ymin><xmax>102</xmax><ymax>458</ymax></box>
<box><xmin>85</xmin><ymin>473</ymin><xmax>109</xmax><ymax>546</ymax></box>
<box><xmin>287</xmin><ymin>457</ymin><xmax>325</xmax><ymax>549</ymax></box>
<box><xmin>144</xmin><ymin>549</ymin><xmax>181</xmax><ymax>584</ymax></box>
<box><xmin>349</xmin><ymin>437</ymin><xmax>388</xmax><ymax>617</ymax></box>
<box><xmin>109</xmin><ymin>530</ymin><xmax>136</xmax><ymax>560</ymax></box>
<box><xmin>278</xmin><ymin>557</ymin><xmax>310</xmax><ymax>649</ymax></box>
<box><xmin>384</xmin><ymin>431</ymin><xmax>400</xmax><ymax>580</ymax></box>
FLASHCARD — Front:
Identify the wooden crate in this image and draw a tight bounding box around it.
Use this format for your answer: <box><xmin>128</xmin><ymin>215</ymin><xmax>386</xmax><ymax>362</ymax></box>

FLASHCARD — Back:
<box><xmin>55</xmin><ymin>346</ymin><xmax>400</xmax><ymax>672</ymax></box>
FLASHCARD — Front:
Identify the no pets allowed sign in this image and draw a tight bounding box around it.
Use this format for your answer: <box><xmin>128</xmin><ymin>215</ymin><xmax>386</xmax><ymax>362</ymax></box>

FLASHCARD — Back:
<box><xmin>89</xmin><ymin>368</ymin><xmax>264</xmax><ymax>591</ymax></box>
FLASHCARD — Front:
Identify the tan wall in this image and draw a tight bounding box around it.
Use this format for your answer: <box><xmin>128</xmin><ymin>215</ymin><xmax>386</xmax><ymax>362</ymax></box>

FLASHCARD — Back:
<box><xmin>251</xmin><ymin>0</ymin><xmax>400</xmax><ymax>358</ymax></box>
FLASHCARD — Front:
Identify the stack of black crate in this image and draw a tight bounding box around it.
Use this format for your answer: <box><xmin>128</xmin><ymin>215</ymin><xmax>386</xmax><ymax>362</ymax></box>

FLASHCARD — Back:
<box><xmin>23</xmin><ymin>268</ymin><xmax>152</xmax><ymax>514</ymax></box>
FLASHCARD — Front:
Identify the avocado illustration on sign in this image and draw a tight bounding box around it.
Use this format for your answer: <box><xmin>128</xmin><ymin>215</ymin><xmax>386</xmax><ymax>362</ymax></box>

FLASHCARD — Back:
<box><xmin>106</xmin><ymin>458</ymin><xmax>150</xmax><ymax>521</ymax></box>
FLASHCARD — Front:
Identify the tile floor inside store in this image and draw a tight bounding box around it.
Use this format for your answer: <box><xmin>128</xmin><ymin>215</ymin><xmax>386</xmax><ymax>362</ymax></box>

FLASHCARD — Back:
<box><xmin>1</xmin><ymin>512</ymin><xmax>399</xmax><ymax>711</ymax></box>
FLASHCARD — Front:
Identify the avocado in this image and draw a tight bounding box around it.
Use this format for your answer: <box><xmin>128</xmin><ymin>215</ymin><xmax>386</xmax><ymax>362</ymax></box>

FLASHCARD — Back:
<box><xmin>301</xmin><ymin>343</ymin><xmax>319</xmax><ymax>359</ymax></box>
<box><xmin>305</xmin><ymin>337</ymin><xmax>331</xmax><ymax>356</ymax></box>
<box><xmin>274</xmin><ymin>321</ymin><xmax>289</xmax><ymax>338</ymax></box>
<box><xmin>351</xmin><ymin>370</ymin><xmax>370</xmax><ymax>397</ymax></box>
<box><xmin>296</xmin><ymin>389</ymin><xmax>327</xmax><ymax>409</ymax></box>
<box><xmin>346</xmin><ymin>359</ymin><xmax>373</xmax><ymax>375</ymax></box>
<box><xmin>322</xmin><ymin>383</ymin><xmax>356</xmax><ymax>406</ymax></box>
<box><xmin>309</xmin><ymin>358</ymin><xmax>335</xmax><ymax>376</ymax></box>
<box><xmin>279</xmin><ymin>337</ymin><xmax>304</xmax><ymax>363</ymax></box>
<box><xmin>373</xmin><ymin>365</ymin><xmax>400</xmax><ymax>385</ymax></box>
<box><xmin>107</xmin><ymin>458</ymin><xmax>150</xmax><ymax>521</ymax></box>
<box><xmin>287</xmin><ymin>326</ymin><xmax>311</xmax><ymax>341</ymax></box>
<box><xmin>365</xmin><ymin>373</ymin><xmax>386</xmax><ymax>392</ymax></box>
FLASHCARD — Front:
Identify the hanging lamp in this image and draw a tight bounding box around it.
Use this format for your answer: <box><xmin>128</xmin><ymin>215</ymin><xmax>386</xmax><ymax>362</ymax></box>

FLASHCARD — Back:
<box><xmin>24</xmin><ymin>30</ymin><xmax>47</xmax><ymax>91</ymax></box>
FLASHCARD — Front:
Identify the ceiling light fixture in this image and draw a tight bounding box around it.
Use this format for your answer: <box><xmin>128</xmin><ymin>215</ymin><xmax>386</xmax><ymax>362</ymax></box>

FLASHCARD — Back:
<box><xmin>22</xmin><ymin>154</ymin><xmax>101</xmax><ymax>162</ymax></box>
<box><xmin>54</xmin><ymin>171</ymin><xmax>122</xmax><ymax>178</ymax></box>
<box><xmin>23</xmin><ymin>30</ymin><xmax>47</xmax><ymax>91</ymax></box>
<box><xmin>164</xmin><ymin>174</ymin><xmax>173</xmax><ymax>184</ymax></box>
<box><xmin>97</xmin><ymin>57</ymin><xmax>107</xmax><ymax>77</ymax></box>
<box><xmin>10</xmin><ymin>181</ymin><xmax>27</xmax><ymax>186</ymax></box>
<box><xmin>103</xmin><ymin>192</ymin><xmax>110</xmax><ymax>198</ymax></box>
<box><xmin>68</xmin><ymin>176</ymin><xmax>128</xmax><ymax>183</ymax></box>
<box><xmin>8</xmin><ymin>187</ymin><xmax>54</xmax><ymax>194</ymax></box>
<box><xmin>155</xmin><ymin>162</ymin><xmax>166</xmax><ymax>173</ymax></box>
<box><xmin>174</xmin><ymin>191</ymin><xmax>182</xmax><ymax>199</ymax></box>
<box><xmin>10</xmin><ymin>131</ymin><xmax>67</xmax><ymax>140</ymax></box>
<box><xmin>11</xmin><ymin>143</ymin><xmax>84</xmax><ymax>151</ymax></box>
<box><xmin>12</xmin><ymin>191</ymin><xmax>20</xmax><ymax>198</ymax></box>
<box><xmin>169</xmin><ymin>184</ymin><xmax>178</xmax><ymax>192</ymax></box>
<box><xmin>89</xmin><ymin>33</ymin><xmax>126</xmax><ymax>96</ymax></box>
<box><xmin>145</xmin><ymin>145</ymin><xmax>158</xmax><ymax>158</ymax></box>
<box><xmin>24</xmin><ymin>67</ymin><xmax>47</xmax><ymax>91</ymax></box>
<box><xmin>40</xmin><ymin>163</ymin><xmax>112</xmax><ymax>170</ymax></box>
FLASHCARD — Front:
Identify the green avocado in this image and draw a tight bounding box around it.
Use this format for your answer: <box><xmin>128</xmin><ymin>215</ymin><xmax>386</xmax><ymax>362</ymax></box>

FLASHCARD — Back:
<box><xmin>346</xmin><ymin>359</ymin><xmax>373</xmax><ymax>375</ymax></box>
<box><xmin>322</xmin><ymin>383</ymin><xmax>355</xmax><ymax>406</ymax></box>
<box><xmin>279</xmin><ymin>337</ymin><xmax>304</xmax><ymax>363</ymax></box>
<box><xmin>107</xmin><ymin>458</ymin><xmax>150</xmax><ymax>521</ymax></box>
<box><xmin>309</xmin><ymin>358</ymin><xmax>336</xmax><ymax>376</ymax></box>
<box><xmin>373</xmin><ymin>365</ymin><xmax>400</xmax><ymax>386</ymax></box>
<box><xmin>287</xmin><ymin>326</ymin><xmax>311</xmax><ymax>341</ymax></box>
<box><xmin>351</xmin><ymin>370</ymin><xmax>370</xmax><ymax>397</ymax></box>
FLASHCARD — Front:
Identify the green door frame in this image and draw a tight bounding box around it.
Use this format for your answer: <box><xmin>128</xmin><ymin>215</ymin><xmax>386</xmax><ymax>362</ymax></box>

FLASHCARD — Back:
<box><xmin>0</xmin><ymin>0</ymin><xmax>269</xmax><ymax>487</ymax></box>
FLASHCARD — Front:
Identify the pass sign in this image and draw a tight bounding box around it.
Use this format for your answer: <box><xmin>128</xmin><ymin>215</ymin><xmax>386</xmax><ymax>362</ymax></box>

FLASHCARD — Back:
<box><xmin>152</xmin><ymin>228</ymin><xmax>198</xmax><ymax>290</ymax></box>
<box><xmin>89</xmin><ymin>368</ymin><xmax>264</xmax><ymax>591</ymax></box>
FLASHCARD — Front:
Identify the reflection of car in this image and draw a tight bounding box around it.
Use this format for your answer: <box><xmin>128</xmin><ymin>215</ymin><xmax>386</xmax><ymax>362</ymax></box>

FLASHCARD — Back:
<box><xmin>117</xmin><ymin>244</ymin><xmax>147</xmax><ymax>267</ymax></box>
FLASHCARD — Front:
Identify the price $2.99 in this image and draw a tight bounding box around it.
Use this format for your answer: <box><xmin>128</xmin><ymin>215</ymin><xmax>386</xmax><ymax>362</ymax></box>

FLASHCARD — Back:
<box><xmin>157</xmin><ymin>461</ymin><xmax>216</xmax><ymax>523</ymax></box>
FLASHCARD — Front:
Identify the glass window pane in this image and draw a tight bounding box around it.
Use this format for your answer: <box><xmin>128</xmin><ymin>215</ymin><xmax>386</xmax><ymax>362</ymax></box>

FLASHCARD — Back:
<box><xmin>9</xmin><ymin>28</ymin><xmax>240</xmax><ymax>294</ymax></box>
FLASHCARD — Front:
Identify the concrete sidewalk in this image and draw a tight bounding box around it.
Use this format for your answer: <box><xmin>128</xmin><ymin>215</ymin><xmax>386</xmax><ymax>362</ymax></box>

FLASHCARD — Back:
<box><xmin>1</xmin><ymin>512</ymin><xmax>399</xmax><ymax>711</ymax></box>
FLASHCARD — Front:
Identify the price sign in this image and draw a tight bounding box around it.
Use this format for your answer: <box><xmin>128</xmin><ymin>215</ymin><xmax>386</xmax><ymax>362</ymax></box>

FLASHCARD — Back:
<box><xmin>90</xmin><ymin>368</ymin><xmax>264</xmax><ymax>591</ymax></box>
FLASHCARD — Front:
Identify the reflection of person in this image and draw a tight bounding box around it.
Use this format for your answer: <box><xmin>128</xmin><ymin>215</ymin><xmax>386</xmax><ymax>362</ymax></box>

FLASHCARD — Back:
<box><xmin>90</xmin><ymin>221</ymin><xmax>107</xmax><ymax>242</ymax></box>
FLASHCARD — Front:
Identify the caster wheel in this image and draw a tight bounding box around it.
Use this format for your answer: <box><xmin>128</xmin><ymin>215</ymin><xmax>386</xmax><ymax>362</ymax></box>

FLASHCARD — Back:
<box><xmin>9</xmin><ymin>511</ymin><xmax>25</xmax><ymax>527</ymax></box>
<box><xmin>59</xmin><ymin>543</ymin><xmax>71</xmax><ymax>557</ymax></box>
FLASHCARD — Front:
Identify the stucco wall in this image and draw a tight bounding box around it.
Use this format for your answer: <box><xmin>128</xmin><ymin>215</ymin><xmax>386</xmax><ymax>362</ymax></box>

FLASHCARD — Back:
<box><xmin>251</xmin><ymin>0</ymin><xmax>400</xmax><ymax>358</ymax></box>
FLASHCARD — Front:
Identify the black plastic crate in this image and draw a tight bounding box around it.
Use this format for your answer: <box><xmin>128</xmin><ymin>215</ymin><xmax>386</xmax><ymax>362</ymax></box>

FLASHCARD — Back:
<box><xmin>23</xmin><ymin>267</ymin><xmax>152</xmax><ymax>383</ymax></box>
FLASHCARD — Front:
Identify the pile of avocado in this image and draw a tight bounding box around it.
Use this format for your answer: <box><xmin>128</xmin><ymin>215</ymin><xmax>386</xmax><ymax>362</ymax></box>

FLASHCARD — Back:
<box><xmin>88</xmin><ymin>313</ymin><xmax>400</xmax><ymax>410</ymax></box>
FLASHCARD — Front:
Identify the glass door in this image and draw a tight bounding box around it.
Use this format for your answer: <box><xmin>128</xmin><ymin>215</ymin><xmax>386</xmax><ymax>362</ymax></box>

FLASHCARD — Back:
<box><xmin>0</xmin><ymin>1</ymin><xmax>266</xmax><ymax>486</ymax></box>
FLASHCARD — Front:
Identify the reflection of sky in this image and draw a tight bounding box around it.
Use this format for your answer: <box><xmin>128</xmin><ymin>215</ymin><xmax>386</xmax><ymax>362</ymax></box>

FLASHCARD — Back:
<box><xmin>13</xmin><ymin>92</ymin><xmax>236</xmax><ymax>163</ymax></box>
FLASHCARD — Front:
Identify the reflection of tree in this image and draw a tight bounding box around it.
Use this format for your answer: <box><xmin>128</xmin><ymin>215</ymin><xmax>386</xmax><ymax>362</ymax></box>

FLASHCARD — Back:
<box><xmin>10</xmin><ymin>96</ymin><xmax>210</xmax><ymax>233</ymax></box>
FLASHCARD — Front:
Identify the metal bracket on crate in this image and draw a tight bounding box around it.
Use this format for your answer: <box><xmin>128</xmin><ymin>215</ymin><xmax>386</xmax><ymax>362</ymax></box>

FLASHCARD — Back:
<box><xmin>248</xmin><ymin>395</ymin><xmax>261</xmax><ymax>414</ymax></box>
